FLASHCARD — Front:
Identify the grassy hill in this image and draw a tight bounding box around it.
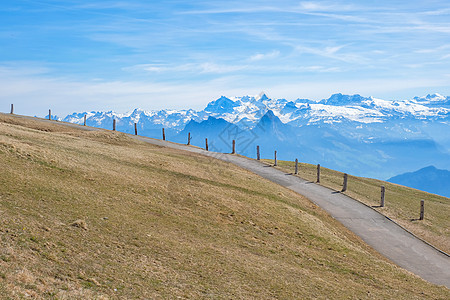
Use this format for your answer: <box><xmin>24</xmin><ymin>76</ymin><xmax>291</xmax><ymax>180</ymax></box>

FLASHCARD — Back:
<box><xmin>0</xmin><ymin>113</ymin><xmax>449</xmax><ymax>299</ymax></box>
<box><xmin>265</xmin><ymin>160</ymin><xmax>449</xmax><ymax>254</ymax></box>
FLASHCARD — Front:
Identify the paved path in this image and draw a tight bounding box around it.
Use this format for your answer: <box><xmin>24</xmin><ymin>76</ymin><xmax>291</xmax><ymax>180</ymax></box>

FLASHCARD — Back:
<box><xmin>3</xmin><ymin>114</ymin><xmax>449</xmax><ymax>288</ymax></box>
<box><xmin>135</xmin><ymin>136</ymin><xmax>450</xmax><ymax>288</ymax></box>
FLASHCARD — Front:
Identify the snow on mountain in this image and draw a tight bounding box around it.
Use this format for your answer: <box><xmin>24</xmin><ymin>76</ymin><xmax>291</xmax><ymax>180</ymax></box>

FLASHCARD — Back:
<box><xmin>413</xmin><ymin>93</ymin><xmax>450</xmax><ymax>106</ymax></box>
<box><xmin>204</xmin><ymin>96</ymin><xmax>239</xmax><ymax>114</ymax></box>
<box><xmin>318</xmin><ymin>93</ymin><xmax>368</xmax><ymax>106</ymax></box>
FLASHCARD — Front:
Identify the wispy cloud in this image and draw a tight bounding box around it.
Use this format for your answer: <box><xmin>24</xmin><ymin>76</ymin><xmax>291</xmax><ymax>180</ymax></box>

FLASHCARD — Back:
<box><xmin>124</xmin><ymin>62</ymin><xmax>247</xmax><ymax>74</ymax></box>
<box><xmin>421</xmin><ymin>7</ymin><xmax>450</xmax><ymax>16</ymax></box>
<box><xmin>414</xmin><ymin>44</ymin><xmax>450</xmax><ymax>54</ymax></box>
<box><xmin>297</xmin><ymin>1</ymin><xmax>359</xmax><ymax>12</ymax></box>
<box><xmin>294</xmin><ymin>44</ymin><xmax>367</xmax><ymax>64</ymax></box>
<box><xmin>249</xmin><ymin>50</ymin><xmax>280</xmax><ymax>61</ymax></box>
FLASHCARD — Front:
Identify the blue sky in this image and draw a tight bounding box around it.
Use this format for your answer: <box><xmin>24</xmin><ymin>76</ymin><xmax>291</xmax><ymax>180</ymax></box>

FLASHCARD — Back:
<box><xmin>1</xmin><ymin>0</ymin><xmax>450</xmax><ymax>115</ymax></box>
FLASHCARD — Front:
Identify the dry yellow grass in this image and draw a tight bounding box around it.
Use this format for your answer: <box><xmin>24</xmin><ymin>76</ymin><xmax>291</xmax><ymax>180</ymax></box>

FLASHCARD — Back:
<box><xmin>265</xmin><ymin>159</ymin><xmax>450</xmax><ymax>254</ymax></box>
<box><xmin>0</xmin><ymin>113</ymin><xmax>449</xmax><ymax>299</ymax></box>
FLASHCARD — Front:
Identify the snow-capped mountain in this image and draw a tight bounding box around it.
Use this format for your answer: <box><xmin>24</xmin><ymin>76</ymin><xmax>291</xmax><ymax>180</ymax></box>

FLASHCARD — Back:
<box><xmin>62</xmin><ymin>93</ymin><xmax>450</xmax><ymax>180</ymax></box>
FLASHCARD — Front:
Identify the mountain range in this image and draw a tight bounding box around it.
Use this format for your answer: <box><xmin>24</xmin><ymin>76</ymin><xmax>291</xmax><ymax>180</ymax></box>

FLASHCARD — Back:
<box><xmin>61</xmin><ymin>93</ymin><xmax>450</xmax><ymax>183</ymax></box>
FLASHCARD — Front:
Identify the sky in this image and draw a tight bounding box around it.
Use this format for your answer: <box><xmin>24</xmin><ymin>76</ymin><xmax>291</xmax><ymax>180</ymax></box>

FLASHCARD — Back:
<box><xmin>1</xmin><ymin>0</ymin><xmax>450</xmax><ymax>116</ymax></box>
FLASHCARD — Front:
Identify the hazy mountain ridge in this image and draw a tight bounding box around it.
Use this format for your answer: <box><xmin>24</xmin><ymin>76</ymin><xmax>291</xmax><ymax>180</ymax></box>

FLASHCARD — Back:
<box><xmin>62</xmin><ymin>93</ymin><xmax>450</xmax><ymax>180</ymax></box>
<box><xmin>388</xmin><ymin>166</ymin><xmax>450</xmax><ymax>198</ymax></box>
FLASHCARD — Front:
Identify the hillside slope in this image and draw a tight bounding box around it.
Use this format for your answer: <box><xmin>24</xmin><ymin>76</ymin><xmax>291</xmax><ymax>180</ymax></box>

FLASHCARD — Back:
<box><xmin>0</xmin><ymin>114</ymin><xmax>448</xmax><ymax>299</ymax></box>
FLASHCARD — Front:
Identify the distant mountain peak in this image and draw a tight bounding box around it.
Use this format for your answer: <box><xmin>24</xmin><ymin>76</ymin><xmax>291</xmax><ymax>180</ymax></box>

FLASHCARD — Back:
<box><xmin>256</xmin><ymin>92</ymin><xmax>269</xmax><ymax>101</ymax></box>
<box><xmin>388</xmin><ymin>165</ymin><xmax>450</xmax><ymax>198</ymax></box>
<box><xmin>426</xmin><ymin>93</ymin><xmax>444</xmax><ymax>100</ymax></box>
<box><xmin>131</xmin><ymin>108</ymin><xmax>146</xmax><ymax>115</ymax></box>
<box><xmin>257</xmin><ymin>110</ymin><xmax>284</xmax><ymax>128</ymax></box>
<box><xmin>204</xmin><ymin>96</ymin><xmax>239</xmax><ymax>113</ymax></box>
<box><xmin>321</xmin><ymin>93</ymin><xmax>367</xmax><ymax>106</ymax></box>
<box><xmin>419</xmin><ymin>165</ymin><xmax>438</xmax><ymax>171</ymax></box>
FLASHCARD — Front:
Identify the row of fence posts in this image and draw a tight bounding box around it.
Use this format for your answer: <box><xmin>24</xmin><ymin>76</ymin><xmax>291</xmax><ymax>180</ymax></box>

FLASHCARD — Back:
<box><xmin>8</xmin><ymin>104</ymin><xmax>427</xmax><ymax>220</ymax></box>
<box><xmin>252</xmin><ymin>142</ymin><xmax>426</xmax><ymax>220</ymax></box>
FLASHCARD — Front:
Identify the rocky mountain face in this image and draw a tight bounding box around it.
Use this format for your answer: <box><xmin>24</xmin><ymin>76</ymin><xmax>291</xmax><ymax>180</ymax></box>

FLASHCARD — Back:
<box><xmin>62</xmin><ymin>93</ymin><xmax>450</xmax><ymax>180</ymax></box>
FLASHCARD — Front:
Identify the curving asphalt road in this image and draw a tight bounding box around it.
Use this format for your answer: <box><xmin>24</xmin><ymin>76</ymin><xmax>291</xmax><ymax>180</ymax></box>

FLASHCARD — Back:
<box><xmin>2</xmin><ymin>114</ymin><xmax>449</xmax><ymax>288</ymax></box>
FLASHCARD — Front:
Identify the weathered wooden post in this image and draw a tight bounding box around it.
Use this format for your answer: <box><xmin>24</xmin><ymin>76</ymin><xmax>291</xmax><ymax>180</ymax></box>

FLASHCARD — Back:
<box><xmin>380</xmin><ymin>186</ymin><xmax>385</xmax><ymax>207</ymax></box>
<box><xmin>420</xmin><ymin>200</ymin><xmax>425</xmax><ymax>220</ymax></box>
<box><xmin>295</xmin><ymin>158</ymin><xmax>298</xmax><ymax>175</ymax></box>
<box><xmin>317</xmin><ymin>164</ymin><xmax>321</xmax><ymax>183</ymax></box>
<box><xmin>83</xmin><ymin>114</ymin><xmax>87</xmax><ymax>126</ymax></box>
<box><xmin>205</xmin><ymin>138</ymin><xmax>209</xmax><ymax>151</ymax></box>
<box><xmin>162</xmin><ymin>128</ymin><xmax>166</xmax><ymax>141</ymax></box>
<box><xmin>341</xmin><ymin>173</ymin><xmax>348</xmax><ymax>192</ymax></box>
<box><xmin>10</xmin><ymin>104</ymin><xmax>13</xmax><ymax>114</ymax></box>
<box><xmin>187</xmin><ymin>132</ymin><xmax>191</xmax><ymax>145</ymax></box>
<box><xmin>48</xmin><ymin>109</ymin><xmax>51</xmax><ymax>120</ymax></box>
<box><xmin>134</xmin><ymin>123</ymin><xmax>138</xmax><ymax>135</ymax></box>
<box><xmin>274</xmin><ymin>151</ymin><xmax>277</xmax><ymax>166</ymax></box>
<box><xmin>113</xmin><ymin>119</ymin><xmax>116</xmax><ymax>131</ymax></box>
<box><xmin>232</xmin><ymin>140</ymin><xmax>236</xmax><ymax>154</ymax></box>
<box><xmin>256</xmin><ymin>145</ymin><xmax>260</xmax><ymax>161</ymax></box>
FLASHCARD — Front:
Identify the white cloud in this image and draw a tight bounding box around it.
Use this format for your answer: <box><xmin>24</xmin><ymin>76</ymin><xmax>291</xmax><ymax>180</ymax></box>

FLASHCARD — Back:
<box><xmin>249</xmin><ymin>50</ymin><xmax>280</xmax><ymax>61</ymax></box>
<box><xmin>124</xmin><ymin>62</ymin><xmax>247</xmax><ymax>74</ymax></box>
<box><xmin>199</xmin><ymin>62</ymin><xmax>246</xmax><ymax>73</ymax></box>
<box><xmin>295</xmin><ymin>44</ymin><xmax>365</xmax><ymax>64</ymax></box>
<box><xmin>421</xmin><ymin>8</ymin><xmax>450</xmax><ymax>16</ymax></box>
<box><xmin>298</xmin><ymin>1</ymin><xmax>358</xmax><ymax>12</ymax></box>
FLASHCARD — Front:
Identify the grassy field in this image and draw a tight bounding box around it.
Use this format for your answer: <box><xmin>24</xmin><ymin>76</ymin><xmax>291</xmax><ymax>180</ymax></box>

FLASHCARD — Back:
<box><xmin>263</xmin><ymin>159</ymin><xmax>450</xmax><ymax>254</ymax></box>
<box><xmin>0</xmin><ymin>113</ymin><xmax>449</xmax><ymax>299</ymax></box>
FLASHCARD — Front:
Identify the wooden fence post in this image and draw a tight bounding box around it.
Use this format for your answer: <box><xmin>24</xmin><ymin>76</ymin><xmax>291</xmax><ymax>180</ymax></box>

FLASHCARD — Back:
<box><xmin>10</xmin><ymin>104</ymin><xmax>14</xmax><ymax>114</ymax></box>
<box><xmin>162</xmin><ymin>128</ymin><xmax>166</xmax><ymax>141</ymax></box>
<box><xmin>134</xmin><ymin>123</ymin><xmax>138</xmax><ymax>135</ymax></box>
<box><xmin>380</xmin><ymin>186</ymin><xmax>385</xmax><ymax>207</ymax></box>
<box><xmin>295</xmin><ymin>158</ymin><xmax>298</xmax><ymax>175</ymax></box>
<box><xmin>232</xmin><ymin>140</ymin><xmax>236</xmax><ymax>154</ymax></box>
<box><xmin>341</xmin><ymin>173</ymin><xmax>348</xmax><ymax>192</ymax></box>
<box><xmin>205</xmin><ymin>138</ymin><xmax>208</xmax><ymax>151</ymax></box>
<box><xmin>187</xmin><ymin>132</ymin><xmax>191</xmax><ymax>145</ymax></box>
<box><xmin>83</xmin><ymin>114</ymin><xmax>87</xmax><ymax>126</ymax></box>
<box><xmin>317</xmin><ymin>164</ymin><xmax>321</xmax><ymax>183</ymax></box>
<box><xmin>113</xmin><ymin>119</ymin><xmax>116</xmax><ymax>131</ymax></box>
<box><xmin>274</xmin><ymin>151</ymin><xmax>277</xmax><ymax>166</ymax></box>
<box><xmin>256</xmin><ymin>145</ymin><xmax>260</xmax><ymax>161</ymax></box>
<box><xmin>420</xmin><ymin>200</ymin><xmax>425</xmax><ymax>220</ymax></box>
<box><xmin>48</xmin><ymin>109</ymin><xmax>51</xmax><ymax>120</ymax></box>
